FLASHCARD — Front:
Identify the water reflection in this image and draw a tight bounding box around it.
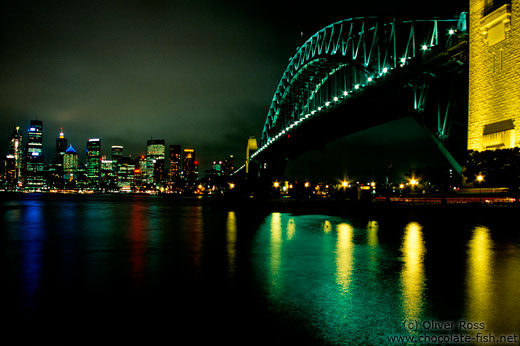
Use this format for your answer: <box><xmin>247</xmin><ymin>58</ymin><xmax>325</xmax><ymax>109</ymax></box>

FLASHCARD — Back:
<box><xmin>466</xmin><ymin>226</ymin><xmax>494</xmax><ymax>328</ymax></box>
<box><xmin>186</xmin><ymin>206</ymin><xmax>203</xmax><ymax>269</ymax></box>
<box><xmin>129</xmin><ymin>200</ymin><xmax>148</xmax><ymax>284</ymax></box>
<box><xmin>22</xmin><ymin>200</ymin><xmax>44</xmax><ymax>306</ymax></box>
<box><xmin>286</xmin><ymin>218</ymin><xmax>295</xmax><ymax>240</ymax></box>
<box><xmin>367</xmin><ymin>221</ymin><xmax>379</xmax><ymax>274</ymax></box>
<box><xmin>336</xmin><ymin>223</ymin><xmax>354</xmax><ymax>294</ymax></box>
<box><xmin>323</xmin><ymin>220</ymin><xmax>332</xmax><ymax>233</ymax></box>
<box><xmin>401</xmin><ymin>222</ymin><xmax>426</xmax><ymax>322</ymax></box>
<box><xmin>226</xmin><ymin>211</ymin><xmax>237</xmax><ymax>276</ymax></box>
<box><xmin>269</xmin><ymin>213</ymin><xmax>282</xmax><ymax>292</ymax></box>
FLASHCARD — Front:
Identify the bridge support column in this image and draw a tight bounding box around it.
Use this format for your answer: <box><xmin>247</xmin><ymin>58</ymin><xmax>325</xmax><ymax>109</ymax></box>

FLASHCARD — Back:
<box><xmin>413</xmin><ymin>117</ymin><xmax>462</xmax><ymax>176</ymax></box>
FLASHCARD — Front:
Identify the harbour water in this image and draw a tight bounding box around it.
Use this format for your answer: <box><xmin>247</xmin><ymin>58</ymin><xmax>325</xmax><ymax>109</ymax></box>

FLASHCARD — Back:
<box><xmin>1</xmin><ymin>194</ymin><xmax>519</xmax><ymax>345</ymax></box>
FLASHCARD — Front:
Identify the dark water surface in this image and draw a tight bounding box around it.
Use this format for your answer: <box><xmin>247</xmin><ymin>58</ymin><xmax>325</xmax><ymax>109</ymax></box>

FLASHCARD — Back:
<box><xmin>1</xmin><ymin>195</ymin><xmax>519</xmax><ymax>345</ymax></box>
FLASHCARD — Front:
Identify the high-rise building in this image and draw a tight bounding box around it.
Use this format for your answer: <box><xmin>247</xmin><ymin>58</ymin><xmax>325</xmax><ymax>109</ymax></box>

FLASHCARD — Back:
<box><xmin>56</xmin><ymin>128</ymin><xmax>67</xmax><ymax>158</ymax></box>
<box><xmin>86</xmin><ymin>138</ymin><xmax>101</xmax><ymax>189</ymax></box>
<box><xmin>146</xmin><ymin>139</ymin><xmax>165</xmax><ymax>184</ymax></box>
<box><xmin>63</xmin><ymin>144</ymin><xmax>79</xmax><ymax>187</ymax></box>
<box><xmin>182</xmin><ymin>148</ymin><xmax>198</xmax><ymax>181</ymax></box>
<box><xmin>111</xmin><ymin>145</ymin><xmax>123</xmax><ymax>162</ymax></box>
<box><xmin>118</xmin><ymin>157</ymin><xmax>136</xmax><ymax>192</ymax></box>
<box><xmin>221</xmin><ymin>155</ymin><xmax>234</xmax><ymax>176</ymax></box>
<box><xmin>25</xmin><ymin>120</ymin><xmax>44</xmax><ymax>190</ymax></box>
<box><xmin>50</xmin><ymin>128</ymin><xmax>68</xmax><ymax>189</ymax></box>
<box><xmin>8</xmin><ymin>125</ymin><xmax>23</xmax><ymax>186</ymax></box>
<box><xmin>3</xmin><ymin>155</ymin><xmax>16</xmax><ymax>188</ymax></box>
<box><xmin>468</xmin><ymin>0</ymin><xmax>518</xmax><ymax>151</ymax></box>
<box><xmin>168</xmin><ymin>144</ymin><xmax>181</xmax><ymax>182</ymax></box>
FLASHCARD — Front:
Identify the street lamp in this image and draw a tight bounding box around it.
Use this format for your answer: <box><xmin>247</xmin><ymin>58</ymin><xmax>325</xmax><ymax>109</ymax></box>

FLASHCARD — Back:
<box><xmin>477</xmin><ymin>174</ymin><xmax>484</xmax><ymax>203</ymax></box>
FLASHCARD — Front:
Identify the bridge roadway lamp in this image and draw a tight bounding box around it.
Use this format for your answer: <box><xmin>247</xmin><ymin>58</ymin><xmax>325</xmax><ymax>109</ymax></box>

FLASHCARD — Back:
<box><xmin>245</xmin><ymin>136</ymin><xmax>258</xmax><ymax>175</ymax></box>
<box><xmin>477</xmin><ymin>174</ymin><xmax>484</xmax><ymax>203</ymax></box>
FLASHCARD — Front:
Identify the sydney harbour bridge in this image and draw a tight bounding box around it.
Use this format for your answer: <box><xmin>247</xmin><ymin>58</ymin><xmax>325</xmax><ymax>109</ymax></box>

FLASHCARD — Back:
<box><xmin>235</xmin><ymin>13</ymin><xmax>469</xmax><ymax>183</ymax></box>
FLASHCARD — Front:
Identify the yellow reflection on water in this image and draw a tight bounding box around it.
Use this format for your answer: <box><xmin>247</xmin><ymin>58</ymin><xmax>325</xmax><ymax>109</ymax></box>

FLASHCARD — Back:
<box><xmin>287</xmin><ymin>218</ymin><xmax>296</xmax><ymax>240</ymax></box>
<box><xmin>270</xmin><ymin>213</ymin><xmax>282</xmax><ymax>288</ymax></box>
<box><xmin>367</xmin><ymin>221</ymin><xmax>379</xmax><ymax>248</ymax></box>
<box><xmin>323</xmin><ymin>220</ymin><xmax>332</xmax><ymax>233</ymax></box>
<box><xmin>226</xmin><ymin>211</ymin><xmax>237</xmax><ymax>276</ymax></box>
<box><xmin>401</xmin><ymin>222</ymin><xmax>426</xmax><ymax>322</ymax></box>
<box><xmin>336</xmin><ymin>223</ymin><xmax>354</xmax><ymax>294</ymax></box>
<box><xmin>466</xmin><ymin>226</ymin><xmax>494</xmax><ymax>328</ymax></box>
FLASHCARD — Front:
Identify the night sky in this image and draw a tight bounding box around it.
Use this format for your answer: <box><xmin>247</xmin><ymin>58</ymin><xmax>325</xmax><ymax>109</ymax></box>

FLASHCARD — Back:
<box><xmin>1</xmin><ymin>1</ymin><xmax>466</xmax><ymax>180</ymax></box>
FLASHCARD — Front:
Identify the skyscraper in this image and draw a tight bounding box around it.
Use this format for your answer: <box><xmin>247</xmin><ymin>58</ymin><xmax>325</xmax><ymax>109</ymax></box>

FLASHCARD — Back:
<box><xmin>8</xmin><ymin>125</ymin><xmax>23</xmax><ymax>186</ymax></box>
<box><xmin>51</xmin><ymin>128</ymin><xmax>68</xmax><ymax>189</ymax></box>
<box><xmin>63</xmin><ymin>144</ymin><xmax>79</xmax><ymax>188</ymax></box>
<box><xmin>111</xmin><ymin>145</ymin><xmax>123</xmax><ymax>162</ymax></box>
<box><xmin>86</xmin><ymin>138</ymin><xmax>101</xmax><ymax>189</ymax></box>
<box><xmin>168</xmin><ymin>144</ymin><xmax>181</xmax><ymax>182</ymax></box>
<box><xmin>146</xmin><ymin>139</ymin><xmax>165</xmax><ymax>184</ymax></box>
<box><xmin>25</xmin><ymin>120</ymin><xmax>44</xmax><ymax>190</ymax></box>
<box><xmin>182</xmin><ymin>148</ymin><xmax>198</xmax><ymax>181</ymax></box>
<box><xmin>56</xmin><ymin>128</ymin><xmax>67</xmax><ymax>158</ymax></box>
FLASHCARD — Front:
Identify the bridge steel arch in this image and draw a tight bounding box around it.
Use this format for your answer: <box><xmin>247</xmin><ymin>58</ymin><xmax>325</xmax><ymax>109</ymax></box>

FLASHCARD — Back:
<box><xmin>236</xmin><ymin>14</ymin><xmax>468</xmax><ymax>179</ymax></box>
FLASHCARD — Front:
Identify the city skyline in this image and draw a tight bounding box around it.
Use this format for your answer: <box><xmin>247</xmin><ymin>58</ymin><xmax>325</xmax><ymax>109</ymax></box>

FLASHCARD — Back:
<box><xmin>1</xmin><ymin>1</ymin><xmax>466</xmax><ymax>180</ymax></box>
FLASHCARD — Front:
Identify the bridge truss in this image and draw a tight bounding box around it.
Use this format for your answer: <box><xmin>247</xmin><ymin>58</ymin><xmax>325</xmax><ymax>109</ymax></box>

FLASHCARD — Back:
<box><xmin>236</xmin><ymin>14</ymin><xmax>468</xmax><ymax>176</ymax></box>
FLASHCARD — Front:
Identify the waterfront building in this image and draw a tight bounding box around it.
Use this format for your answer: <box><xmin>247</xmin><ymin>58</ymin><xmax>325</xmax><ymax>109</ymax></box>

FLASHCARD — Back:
<box><xmin>146</xmin><ymin>139</ymin><xmax>165</xmax><ymax>185</ymax></box>
<box><xmin>56</xmin><ymin>128</ymin><xmax>67</xmax><ymax>159</ymax></box>
<box><xmin>111</xmin><ymin>145</ymin><xmax>123</xmax><ymax>162</ymax></box>
<box><xmin>468</xmin><ymin>0</ymin><xmax>519</xmax><ymax>150</ymax></box>
<box><xmin>50</xmin><ymin>128</ymin><xmax>68</xmax><ymax>189</ymax></box>
<box><xmin>8</xmin><ymin>125</ymin><xmax>23</xmax><ymax>186</ymax></box>
<box><xmin>86</xmin><ymin>138</ymin><xmax>101</xmax><ymax>189</ymax></box>
<box><xmin>182</xmin><ymin>148</ymin><xmax>198</xmax><ymax>181</ymax></box>
<box><xmin>63</xmin><ymin>144</ymin><xmax>79</xmax><ymax>188</ymax></box>
<box><xmin>168</xmin><ymin>144</ymin><xmax>182</xmax><ymax>182</ymax></box>
<box><xmin>101</xmin><ymin>157</ymin><xmax>117</xmax><ymax>191</ymax></box>
<box><xmin>221</xmin><ymin>155</ymin><xmax>234</xmax><ymax>177</ymax></box>
<box><xmin>2</xmin><ymin>155</ymin><xmax>16</xmax><ymax>188</ymax></box>
<box><xmin>118</xmin><ymin>156</ymin><xmax>136</xmax><ymax>192</ymax></box>
<box><xmin>25</xmin><ymin>120</ymin><xmax>44</xmax><ymax>190</ymax></box>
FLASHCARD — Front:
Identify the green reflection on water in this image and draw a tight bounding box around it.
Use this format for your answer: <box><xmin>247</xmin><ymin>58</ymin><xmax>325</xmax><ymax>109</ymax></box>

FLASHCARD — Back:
<box><xmin>269</xmin><ymin>212</ymin><xmax>282</xmax><ymax>294</ymax></box>
<box><xmin>336</xmin><ymin>223</ymin><xmax>354</xmax><ymax>295</ymax></box>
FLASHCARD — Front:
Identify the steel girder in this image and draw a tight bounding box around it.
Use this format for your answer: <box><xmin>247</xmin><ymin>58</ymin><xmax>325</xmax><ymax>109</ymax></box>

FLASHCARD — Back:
<box><xmin>260</xmin><ymin>15</ymin><xmax>467</xmax><ymax>148</ymax></box>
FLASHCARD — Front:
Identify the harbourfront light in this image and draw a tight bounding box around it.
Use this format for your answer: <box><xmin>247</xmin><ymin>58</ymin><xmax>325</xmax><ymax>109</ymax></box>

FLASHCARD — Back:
<box><xmin>354</xmin><ymin>84</ymin><xmax>360</xmax><ymax>89</ymax></box>
<box><xmin>325</xmin><ymin>101</ymin><xmax>330</xmax><ymax>106</ymax></box>
<box><xmin>382</xmin><ymin>67</ymin><xmax>388</xmax><ymax>73</ymax></box>
<box><xmin>422</xmin><ymin>45</ymin><xmax>428</xmax><ymax>51</ymax></box>
<box><xmin>400</xmin><ymin>57</ymin><xmax>406</xmax><ymax>64</ymax></box>
<box><xmin>449</xmin><ymin>28</ymin><xmax>455</xmax><ymax>35</ymax></box>
<box><xmin>334</xmin><ymin>96</ymin><xmax>339</xmax><ymax>101</ymax></box>
<box><xmin>343</xmin><ymin>91</ymin><xmax>348</xmax><ymax>96</ymax></box>
<box><xmin>367</xmin><ymin>77</ymin><xmax>373</xmax><ymax>82</ymax></box>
